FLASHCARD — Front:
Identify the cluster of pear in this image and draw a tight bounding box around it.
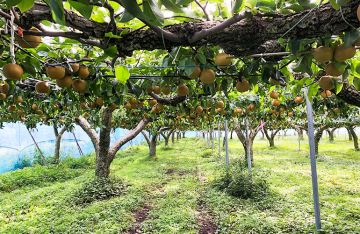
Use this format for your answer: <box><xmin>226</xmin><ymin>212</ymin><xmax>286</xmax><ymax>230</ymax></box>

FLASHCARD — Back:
<box><xmin>315</xmin><ymin>37</ymin><xmax>359</xmax><ymax>91</ymax></box>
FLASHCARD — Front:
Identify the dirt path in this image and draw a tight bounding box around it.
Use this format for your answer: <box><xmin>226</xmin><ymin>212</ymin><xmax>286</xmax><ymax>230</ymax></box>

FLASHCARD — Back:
<box><xmin>197</xmin><ymin>172</ymin><xmax>218</xmax><ymax>234</ymax></box>
<box><xmin>128</xmin><ymin>169</ymin><xmax>176</xmax><ymax>233</ymax></box>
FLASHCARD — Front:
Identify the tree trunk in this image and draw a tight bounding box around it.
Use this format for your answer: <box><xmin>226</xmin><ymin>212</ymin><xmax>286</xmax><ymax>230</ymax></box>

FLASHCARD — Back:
<box><xmin>299</xmin><ymin>129</ymin><xmax>304</xmax><ymax>140</ymax></box>
<box><xmin>96</xmin><ymin>109</ymin><xmax>113</xmax><ymax>178</ymax></box>
<box><xmin>149</xmin><ymin>135</ymin><xmax>157</xmax><ymax>156</ymax></box>
<box><xmin>346</xmin><ymin>127</ymin><xmax>353</xmax><ymax>141</ymax></box>
<box><xmin>348</xmin><ymin>127</ymin><xmax>359</xmax><ymax>151</ymax></box>
<box><xmin>230</xmin><ymin>130</ymin><xmax>233</xmax><ymax>139</ymax></box>
<box><xmin>172</xmin><ymin>131</ymin><xmax>175</xmax><ymax>144</ymax></box>
<box><xmin>314</xmin><ymin>127</ymin><xmax>327</xmax><ymax>155</ymax></box>
<box><xmin>54</xmin><ymin>126</ymin><xmax>67</xmax><ymax>163</ymax></box>
<box><xmin>75</xmin><ymin>108</ymin><xmax>150</xmax><ymax>178</ymax></box>
<box><xmin>182</xmin><ymin>132</ymin><xmax>185</xmax><ymax>138</ymax></box>
<box><xmin>284</xmin><ymin>130</ymin><xmax>287</xmax><ymax>137</ymax></box>
<box><xmin>329</xmin><ymin>128</ymin><xmax>337</xmax><ymax>142</ymax></box>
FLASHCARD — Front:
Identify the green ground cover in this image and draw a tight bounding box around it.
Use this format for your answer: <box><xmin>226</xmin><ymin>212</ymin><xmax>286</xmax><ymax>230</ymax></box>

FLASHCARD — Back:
<box><xmin>0</xmin><ymin>133</ymin><xmax>359</xmax><ymax>233</ymax></box>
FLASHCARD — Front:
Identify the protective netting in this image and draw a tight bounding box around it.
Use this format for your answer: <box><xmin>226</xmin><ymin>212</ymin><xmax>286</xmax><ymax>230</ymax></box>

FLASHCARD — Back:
<box><xmin>0</xmin><ymin>123</ymin><xmax>146</xmax><ymax>174</ymax></box>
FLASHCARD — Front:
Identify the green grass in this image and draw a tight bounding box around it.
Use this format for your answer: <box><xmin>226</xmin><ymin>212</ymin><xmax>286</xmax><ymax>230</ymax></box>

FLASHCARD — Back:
<box><xmin>0</xmin><ymin>134</ymin><xmax>359</xmax><ymax>233</ymax></box>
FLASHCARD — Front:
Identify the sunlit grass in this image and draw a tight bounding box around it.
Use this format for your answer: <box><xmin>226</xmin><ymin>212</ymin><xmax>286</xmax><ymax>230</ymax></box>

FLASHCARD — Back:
<box><xmin>0</xmin><ymin>133</ymin><xmax>359</xmax><ymax>233</ymax></box>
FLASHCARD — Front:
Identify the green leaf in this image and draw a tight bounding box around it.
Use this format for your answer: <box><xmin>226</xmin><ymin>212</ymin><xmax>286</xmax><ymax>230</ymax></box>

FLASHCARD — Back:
<box><xmin>333</xmin><ymin>60</ymin><xmax>348</xmax><ymax>71</ymax></box>
<box><xmin>329</xmin><ymin>0</ymin><xmax>340</xmax><ymax>10</ymax></box>
<box><xmin>104</xmin><ymin>32</ymin><xmax>122</xmax><ymax>39</ymax></box>
<box><xmin>121</xmin><ymin>0</ymin><xmax>147</xmax><ymax>19</ymax></box>
<box><xmin>45</xmin><ymin>0</ymin><xmax>65</xmax><ymax>25</ymax></box>
<box><xmin>17</xmin><ymin>0</ymin><xmax>34</xmax><ymax>12</ymax></box>
<box><xmin>232</xmin><ymin>0</ymin><xmax>245</xmax><ymax>14</ymax></box>
<box><xmin>286</xmin><ymin>4</ymin><xmax>303</xmax><ymax>12</ymax></box>
<box><xmin>196</xmin><ymin>53</ymin><xmax>206</xmax><ymax>64</ymax></box>
<box><xmin>68</xmin><ymin>0</ymin><xmax>93</xmax><ymax>20</ymax></box>
<box><xmin>104</xmin><ymin>46</ymin><xmax>118</xmax><ymax>57</ymax></box>
<box><xmin>184</xmin><ymin>58</ymin><xmax>196</xmax><ymax>76</ymax></box>
<box><xmin>289</xmin><ymin>39</ymin><xmax>300</xmax><ymax>56</ymax></box>
<box><xmin>119</xmin><ymin>9</ymin><xmax>135</xmax><ymax>22</ymax></box>
<box><xmin>160</xmin><ymin>0</ymin><xmax>184</xmax><ymax>13</ymax></box>
<box><xmin>6</xmin><ymin>0</ymin><xmax>22</xmax><ymax>8</ymax></box>
<box><xmin>307</xmin><ymin>83</ymin><xmax>319</xmax><ymax>103</ymax></box>
<box><xmin>336</xmin><ymin>0</ymin><xmax>351</xmax><ymax>7</ymax></box>
<box><xmin>333</xmin><ymin>78</ymin><xmax>343</xmax><ymax>94</ymax></box>
<box><xmin>115</xmin><ymin>66</ymin><xmax>130</xmax><ymax>85</ymax></box>
<box><xmin>256</xmin><ymin>0</ymin><xmax>276</xmax><ymax>11</ymax></box>
<box><xmin>344</xmin><ymin>29</ymin><xmax>360</xmax><ymax>49</ymax></box>
<box><xmin>353</xmin><ymin>77</ymin><xmax>360</xmax><ymax>90</ymax></box>
<box><xmin>143</xmin><ymin>0</ymin><xmax>164</xmax><ymax>26</ymax></box>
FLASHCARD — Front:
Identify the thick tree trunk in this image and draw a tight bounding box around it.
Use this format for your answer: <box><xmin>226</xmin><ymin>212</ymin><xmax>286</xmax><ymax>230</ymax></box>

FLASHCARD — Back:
<box><xmin>75</xmin><ymin>109</ymin><xmax>150</xmax><ymax>178</ymax></box>
<box><xmin>54</xmin><ymin>126</ymin><xmax>67</xmax><ymax>163</ymax></box>
<box><xmin>149</xmin><ymin>135</ymin><xmax>157</xmax><ymax>156</ymax></box>
<box><xmin>314</xmin><ymin>127</ymin><xmax>328</xmax><ymax>155</ymax></box>
<box><xmin>264</xmin><ymin>129</ymin><xmax>278</xmax><ymax>147</ymax></box>
<box><xmin>96</xmin><ymin>109</ymin><xmax>113</xmax><ymax>178</ymax></box>
<box><xmin>346</xmin><ymin>127</ymin><xmax>353</xmax><ymax>141</ymax></box>
<box><xmin>348</xmin><ymin>127</ymin><xmax>359</xmax><ymax>151</ymax></box>
<box><xmin>172</xmin><ymin>132</ymin><xmax>175</xmax><ymax>144</ymax></box>
<box><xmin>182</xmin><ymin>132</ymin><xmax>185</xmax><ymax>138</ymax></box>
<box><xmin>328</xmin><ymin>128</ymin><xmax>336</xmax><ymax>142</ymax></box>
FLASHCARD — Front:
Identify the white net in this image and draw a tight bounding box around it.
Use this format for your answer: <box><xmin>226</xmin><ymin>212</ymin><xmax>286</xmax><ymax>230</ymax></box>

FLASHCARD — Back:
<box><xmin>0</xmin><ymin>123</ymin><xmax>146</xmax><ymax>174</ymax></box>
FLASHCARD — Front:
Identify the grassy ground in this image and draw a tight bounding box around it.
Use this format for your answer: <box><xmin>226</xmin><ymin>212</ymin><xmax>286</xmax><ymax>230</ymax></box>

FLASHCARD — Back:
<box><xmin>0</xmin><ymin>133</ymin><xmax>359</xmax><ymax>233</ymax></box>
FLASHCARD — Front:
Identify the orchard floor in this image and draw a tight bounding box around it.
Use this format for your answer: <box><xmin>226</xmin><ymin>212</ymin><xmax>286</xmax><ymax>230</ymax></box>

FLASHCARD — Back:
<box><xmin>0</xmin><ymin>134</ymin><xmax>359</xmax><ymax>233</ymax></box>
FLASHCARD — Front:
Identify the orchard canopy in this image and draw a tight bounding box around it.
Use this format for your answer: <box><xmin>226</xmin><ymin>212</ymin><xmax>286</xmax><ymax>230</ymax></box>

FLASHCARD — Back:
<box><xmin>1</xmin><ymin>0</ymin><xmax>360</xmax><ymax>177</ymax></box>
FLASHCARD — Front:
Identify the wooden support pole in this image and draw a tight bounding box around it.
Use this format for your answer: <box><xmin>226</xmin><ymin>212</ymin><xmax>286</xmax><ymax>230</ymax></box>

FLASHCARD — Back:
<box><xmin>72</xmin><ymin>131</ymin><xmax>84</xmax><ymax>156</ymax></box>
<box><xmin>28</xmin><ymin>129</ymin><xmax>49</xmax><ymax>169</ymax></box>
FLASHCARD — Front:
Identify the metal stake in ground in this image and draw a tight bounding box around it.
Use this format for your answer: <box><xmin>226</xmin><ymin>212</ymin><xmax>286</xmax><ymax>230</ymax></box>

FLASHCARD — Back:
<box><xmin>28</xmin><ymin>129</ymin><xmax>49</xmax><ymax>169</ymax></box>
<box><xmin>218</xmin><ymin>121</ymin><xmax>221</xmax><ymax>157</ymax></box>
<box><xmin>245</xmin><ymin>118</ymin><xmax>251</xmax><ymax>172</ymax></box>
<box><xmin>212</xmin><ymin>125</ymin><xmax>215</xmax><ymax>151</ymax></box>
<box><xmin>298</xmin><ymin>130</ymin><xmax>301</xmax><ymax>151</ymax></box>
<box><xmin>224</xmin><ymin>120</ymin><xmax>229</xmax><ymax>168</ymax></box>
<box><xmin>305</xmin><ymin>89</ymin><xmax>322</xmax><ymax>230</ymax></box>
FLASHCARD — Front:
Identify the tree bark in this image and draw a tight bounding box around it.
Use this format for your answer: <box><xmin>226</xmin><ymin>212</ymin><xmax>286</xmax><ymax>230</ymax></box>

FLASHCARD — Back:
<box><xmin>230</xmin><ymin>130</ymin><xmax>233</xmax><ymax>139</ymax></box>
<box><xmin>299</xmin><ymin>129</ymin><xmax>304</xmax><ymax>140</ymax></box>
<box><xmin>75</xmin><ymin>109</ymin><xmax>150</xmax><ymax>177</ymax></box>
<box><xmin>327</xmin><ymin>128</ymin><xmax>337</xmax><ymax>142</ymax></box>
<box><xmin>346</xmin><ymin>127</ymin><xmax>353</xmax><ymax>141</ymax></box>
<box><xmin>141</xmin><ymin>130</ymin><xmax>151</xmax><ymax>147</ymax></box>
<box><xmin>16</xmin><ymin>2</ymin><xmax>360</xmax><ymax>58</ymax></box>
<box><xmin>172</xmin><ymin>131</ymin><xmax>175</xmax><ymax>145</ymax></box>
<box><xmin>348</xmin><ymin>126</ymin><xmax>359</xmax><ymax>151</ymax></box>
<box><xmin>54</xmin><ymin>126</ymin><xmax>67</xmax><ymax>163</ymax></box>
<box><xmin>160</xmin><ymin>130</ymin><xmax>174</xmax><ymax>147</ymax></box>
<box><xmin>264</xmin><ymin>129</ymin><xmax>279</xmax><ymax>147</ymax></box>
<box><xmin>314</xmin><ymin>126</ymin><xmax>329</xmax><ymax>155</ymax></box>
<box><xmin>149</xmin><ymin>134</ymin><xmax>158</xmax><ymax>156</ymax></box>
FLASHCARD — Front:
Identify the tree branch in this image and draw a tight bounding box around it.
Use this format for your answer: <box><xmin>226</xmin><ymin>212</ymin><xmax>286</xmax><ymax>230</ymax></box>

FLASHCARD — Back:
<box><xmin>75</xmin><ymin>116</ymin><xmax>99</xmax><ymax>152</ymax></box>
<box><xmin>141</xmin><ymin>130</ymin><xmax>151</xmax><ymax>147</ymax></box>
<box><xmin>148</xmin><ymin>93</ymin><xmax>187</xmax><ymax>106</ymax></box>
<box><xmin>195</xmin><ymin>0</ymin><xmax>211</xmax><ymax>21</ymax></box>
<box><xmin>108</xmin><ymin>118</ymin><xmax>150</xmax><ymax>160</ymax></box>
<box><xmin>189</xmin><ymin>11</ymin><xmax>253</xmax><ymax>43</ymax></box>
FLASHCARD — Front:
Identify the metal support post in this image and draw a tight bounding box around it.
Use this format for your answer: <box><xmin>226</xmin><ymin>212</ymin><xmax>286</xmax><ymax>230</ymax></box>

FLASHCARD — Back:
<box><xmin>225</xmin><ymin>120</ymin><xmax>229</xmax><ymax>168</ymax></box>
<box><xmin>305</xmin><ymin>89</ymin><xmax>322</xmax><ymax>230</ymax></box>
<box><xmin>218</xmin><ymin>121</ymin><xmax>221</xmax><ymax>157</ymax></box>
<box><xmin>245</xmin><ymin>118</ymin><xmax>251</xmax><ymax>172</ymax></box>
